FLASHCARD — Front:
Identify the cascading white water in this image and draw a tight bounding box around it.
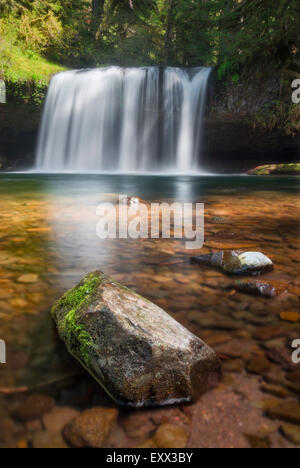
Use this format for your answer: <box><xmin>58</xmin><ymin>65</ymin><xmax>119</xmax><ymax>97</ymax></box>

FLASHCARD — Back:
<box><xmin>36</xmin><ymin>66</ymin><xmax>211</xmax><ymax>173</ymax></box>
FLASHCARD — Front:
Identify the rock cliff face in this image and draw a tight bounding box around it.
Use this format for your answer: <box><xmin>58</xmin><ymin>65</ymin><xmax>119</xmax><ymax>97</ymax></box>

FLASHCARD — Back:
<box><xmin>202</xmin><ymin>74</ymin><xmax>299</xmax><ymax>173</ymax></box>
<box><xmin>0</xmin><ymin>104</ymin><xmax>41</xmax><ymax>171</ymax></box>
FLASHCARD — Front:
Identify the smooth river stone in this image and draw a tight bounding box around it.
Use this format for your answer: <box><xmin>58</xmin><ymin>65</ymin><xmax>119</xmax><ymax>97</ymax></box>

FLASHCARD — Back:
<box><xmin>51</xmin><ymin>271</ymin><xmax>221</xmax><ymax>408</ymax></box>
<box><xmin>192</xmin><ymin>251</ymin><xmax>273</xmax><ymax>276</ymax></box>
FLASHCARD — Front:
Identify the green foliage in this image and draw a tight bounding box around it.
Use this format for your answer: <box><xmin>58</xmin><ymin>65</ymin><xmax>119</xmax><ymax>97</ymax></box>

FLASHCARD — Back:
<box><xmin>254</xmin><ymin>99</ymin><xmax>300</xmax><ymax>136</ymax></box>
<box><xmin>213</xmin><ymin>0</ymin><xmax>299</xmax><ymax>78</ymax></box>
<box><xmin>1</xmin><ymin>0</ymin><xmax>298</xmax><ymax>72</ymax></box>
<box><xmin>0</xmin><ymin>0</ymin><xmax>299</xmax><ymax>137</ymax></box>
<box><xmin>249</xmin><ymin>163</ymin><xmax>300</xmax><ymax>175</ymax></box>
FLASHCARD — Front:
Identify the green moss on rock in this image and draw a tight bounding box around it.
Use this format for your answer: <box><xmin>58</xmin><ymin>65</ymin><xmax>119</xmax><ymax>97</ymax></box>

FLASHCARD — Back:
<box><xmin>248</xmin><ymin>163</ymin><xmax>300</xmax><ymax>176</ymax></box>
<box><xmin>51</xmin><ymin>272</ymin><xmax>101</xmax><ymax>366</ymax></box>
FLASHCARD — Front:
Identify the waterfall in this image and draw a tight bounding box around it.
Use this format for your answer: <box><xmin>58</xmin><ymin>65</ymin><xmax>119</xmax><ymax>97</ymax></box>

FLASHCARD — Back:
<box><xmin>36</xmin><ymin>66</ymin><xmax>211</xmax><ymax>173</ymax></box>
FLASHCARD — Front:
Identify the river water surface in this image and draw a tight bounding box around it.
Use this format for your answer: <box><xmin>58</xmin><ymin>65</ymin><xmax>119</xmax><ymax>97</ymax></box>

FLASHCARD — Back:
<box><xmin>0</xmin><ymin>174</ymin><xmax>299</xmax><ymax>448</ymax></box>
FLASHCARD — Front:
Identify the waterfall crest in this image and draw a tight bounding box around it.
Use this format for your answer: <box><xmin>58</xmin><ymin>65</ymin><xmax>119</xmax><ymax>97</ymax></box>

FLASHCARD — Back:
<box><xmin>36</xmin><ymin>67</ymin><xmax>211</xmax><ymax>173</ymax></box>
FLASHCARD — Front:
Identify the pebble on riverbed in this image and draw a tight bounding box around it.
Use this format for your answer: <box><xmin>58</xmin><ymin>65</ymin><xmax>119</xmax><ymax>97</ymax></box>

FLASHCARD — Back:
<box><xmin>281</xmin><ymin>424</ymin><xmax>300</xmax><ymax>445</ymax></box>
<box><xmin>265</xmin><ymin>401</ymin><xmax>300</xmax><ymax>426</ymax></box>
<box><xmin>63</xmin><ymin>407</ymin><xmax>118</xmax><ymax>448</ymax></box>
<box><xmin>234</xmin><ymin>281</ymin><xmax>276</xmax><ymax>298</ymax></box>
<box><xmin>15</xmin><ymin>394</ymin><xmax>55</xmax><ymax>422</ymax></box>
<box><xmin>154</xmin><ymin>423</ymin><xmax>188</xmax><ymax>449</ymax></box>
<box><xmin>191</xmin><ymin>251</ymin><xmax>273</xmax><ymax>276</ymax></box>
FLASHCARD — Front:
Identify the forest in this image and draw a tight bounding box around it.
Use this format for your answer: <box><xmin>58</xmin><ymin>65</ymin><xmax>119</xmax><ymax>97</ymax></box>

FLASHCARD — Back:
<box><xmin>0</xmin><ymin>0</ymin><xmax>299</xmax><ymax>82</ymax></box>
<box><xmin>0</xmin><ymin>0</ymin><xmax>299</xmax><ymax>140</ymax></box>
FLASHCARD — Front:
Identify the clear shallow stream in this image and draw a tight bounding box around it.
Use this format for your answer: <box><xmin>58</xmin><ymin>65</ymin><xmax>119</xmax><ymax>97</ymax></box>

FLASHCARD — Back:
<box><xmin>0</xmin><ymin>174</ymin><xmax>299</xmax><ymax>447</ymax></box>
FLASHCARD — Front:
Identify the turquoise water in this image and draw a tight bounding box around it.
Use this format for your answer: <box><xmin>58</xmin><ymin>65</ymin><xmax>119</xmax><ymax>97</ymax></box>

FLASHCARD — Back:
<box><xmin>1</xmin><ymin>173</ymin><xmax>299</xmax><ymax>199</ymax></box>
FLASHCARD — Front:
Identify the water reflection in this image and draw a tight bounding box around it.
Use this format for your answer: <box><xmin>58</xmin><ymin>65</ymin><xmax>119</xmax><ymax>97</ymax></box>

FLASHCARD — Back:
<box><xmin>0</xmin><ymin>174</ymin><xmax>299</xmax><ymax>392</ymax></box>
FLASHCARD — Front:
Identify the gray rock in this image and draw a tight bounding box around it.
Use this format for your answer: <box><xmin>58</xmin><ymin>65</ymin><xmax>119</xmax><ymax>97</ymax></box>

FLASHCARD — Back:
<box><xmin>51</xmin><ymin>271</ymin><xmax>221</xmax><ymax>408</ymax></box>
<box><xmin>192</xmin><ymin>250</ymin><xmax>273</xmax><ymax>276</ymax></box>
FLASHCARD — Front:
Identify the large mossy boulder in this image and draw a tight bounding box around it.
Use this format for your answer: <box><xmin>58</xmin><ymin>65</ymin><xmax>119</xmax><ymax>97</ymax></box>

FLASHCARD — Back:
<box><xmin>51</xmin><ymin>271</ymin><xmax>221</xmax><ymax>408</ymax></box>
<box><xmin>247</xmin><ymin>163</ymin><xmax>300</xmax><ymax>176</ymax></box>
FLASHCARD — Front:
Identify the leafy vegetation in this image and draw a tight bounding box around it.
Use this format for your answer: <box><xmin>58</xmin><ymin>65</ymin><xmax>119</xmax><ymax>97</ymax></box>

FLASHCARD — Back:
<box><xmin>248</xmin><ymin>163</ymin><xmax>300</xmax><ymax>176</ymax></box>
<box><xmin>0</xmin><ymin>1</ymin><xmax>299</xmax><ymax>124</ymax></box>
<box><xmin>1</xmin><ymin>1</ymin><xmax>298</xmax><ymax>71</ymax></box>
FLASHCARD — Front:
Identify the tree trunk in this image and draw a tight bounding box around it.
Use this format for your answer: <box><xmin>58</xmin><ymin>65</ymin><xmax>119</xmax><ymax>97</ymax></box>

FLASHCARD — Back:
<box><xmin>91</xmin><ymin>0</ymin><xmax>105</xmax><ymax>39</ymax></box>
<box><xmin>95</xmin><ymin>0</ymin><xmax>115</xmax><ymax>41</ymax></box>
<box><xmin>164</xmin><ymin>0</ymin><xmax>175</xmax><ymax>64</ymax></box>
<box><xmin>92</xmin><ymin>0</ymin><xmax>100</xmax><ymax>17</ymax></box>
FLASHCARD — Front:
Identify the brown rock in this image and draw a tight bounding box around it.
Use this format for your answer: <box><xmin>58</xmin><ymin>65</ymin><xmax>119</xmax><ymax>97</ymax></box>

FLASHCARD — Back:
<box><xmin>15</xmin><ymin>394</ymin><xmax>55</xmax><ymax>422</ymax></box>
<box><xmin>281</xmin><ymin>424</ymin><xmax>300</xmax><ymax>445</ymax></box>
<box><xmin>223</xmin><ymin>359</ymin><xmax>244</xmax><ymax>373</ymax></box>
<box><xmin>17</xmin><ymin>439</ymin><xmax>28</xmax><ymax>449</ymax></box>
<box><xmin>137</xmin><ymin>439</ymin><xmax>157</xmax><ymax>448</ymax></box>
<box><xmin>287</xmin><ymin>371</ymin><xmax>300</xmax><ymax>384</ymax></box>
<box><xmin>261</xmin><ymin>383</ymin><xmax>290</xmax><ymax>399</ymax></box>
<box><xmin>154</xmin><ymin>423</ymin><xmax>188</xmax><ymax>449</ymax></box>
<box><xmin>234</xmin><ymin>281</ymin><xmax>276</xmax><ymax>298</ymax></box>
<box><xmin>266</xmin><ymin>401</ymin><xmax>300</xmax><ymax>425</ymax></box>
<box><xmin>280</xmin><ymin>312</ymin><xmax>300</xmax><ymax>323</ymax></box>
<box><xmin>263</xmin><ymin>338</ymin><xmax>286</xmax><ymax>350</ymax></box>
<box><xmin>215</xmin><ymin>339</ymin><xmax>260</xmax><ymax>360</ymax></box>
<box><xmin>25</xmin><ymin>419</ymin><xmax>43</xmax><ymax>433</ymax></box>
<box><xmin>105</xmin><ymin>425</ymin><xmax>128</xmax><ymax>449</ymax></box>
<box><xmin>6</xmin><ymin>350</ymin><xmax>29</xmax><ymax>370</ymax></box>
<box><xmin>33</xmin><ymin>431</ymin><xmax>69</xmax><ymax>449</ymax></box>
<box><xmin>43</xmin><ymin>407</ymin><xmax>80</xmax><ymax>434</ymax></box>
<box><xmin>246</xmin><ymin>357</ymin><xmax>271</xmax><ymax>375</ymax></box>
<box><xmin>63</xmin><ymin>407</ymin><xmax>118</xmax><ymax>448</ymax></box>
<box><xmin>0</xmin><ymin>418</ymin><xmax>24</xmax><ymax>443</ymax></box>
<box><xmin>253</xmin><ymin>326</ymin><xmax>287</xmax><ymax>342</ymax></box>
<box><xmin>287</xmin><ymin>382</ymin><xmax>300</xmax><ymax>395</ymax></box>
<box><xmin>121</xmin><ymin>411</ymin><xmax>155</xmax><ymax>440</ymax></box>
<box><xmin>244</xmin><ymin>434</ymin><xmax>271</xmax><ymax>448</ymax></box>
<box><xmin>202</xmin><ymin>332</ymin><xmax>232</xmax><ymax>347</ymax></box>
<box><xmin>17</xmin><ymin>274</ymin><xmax>39</xmax><ymax>284</ymax></box>
<box><xmin>266</xmin><ymin>348</ymin><xmax>298</xmax><ymax>372</ymax></box>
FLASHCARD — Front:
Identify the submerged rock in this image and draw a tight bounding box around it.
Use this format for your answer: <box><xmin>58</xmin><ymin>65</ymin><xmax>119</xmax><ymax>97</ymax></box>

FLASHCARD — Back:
<box><xmin>234</xmin><ymin>281</ymin><xmax>276</xmax><ymax>298</ymax></box>
<box><xmin>15</xmin><ymin>394</ymin><xmax>55</xmax><ymax>422</ymax></box>
<box><xmin>281</xmin><ymin>424</ymin><xmax>300</xmax><ymax>445</ymax></box>
<box><xmin>51</xmin><ymin>271</ymin><xmax>221</xmax><ymax>408</ymax></box>
<box><xmin>154</xmin><ymin>423</ymin><xmax>188</xmax><ymax>449</ymax></box>
<box><xmin>280</xmin><ymin>311</ymin><xmax>300</xmax><ymax>323</ymax></box>
<box><xmin>63</xmin><ymin>407</ymin><xmax>117</xmax><ymax>448</ymax></box>
<box><xmin>43</xmin><ymin>407</ymin><xmax>80</xmax><ymax>434</ymax></box>
<box><xmin>246</xmin><ymin>357</ymin><xmax>271</xmax><ymax>375</ymax></box>
<box><xmin>33</xmin><ymin>431</ymin><xmax>69</xmax><ymax>449</ymax></box>
<box><xmin>265</xmin><ymin>401</ymin><xmax>300</xmax><ymax>425</ymax></box>
<box><xmin>192</xmin><ymin>250</ymin><xmax>273</xmax><ymax>276</ymax></box>
<box><xmin>244</xmin><ymin>434</ymin><xmax>271</xmax><ymax>449</ymax></box>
